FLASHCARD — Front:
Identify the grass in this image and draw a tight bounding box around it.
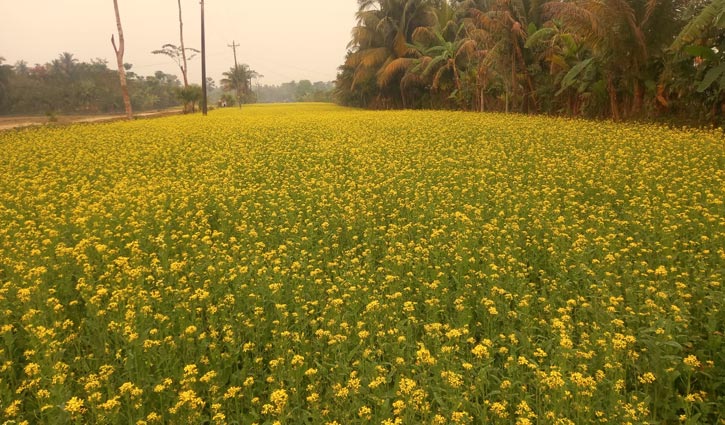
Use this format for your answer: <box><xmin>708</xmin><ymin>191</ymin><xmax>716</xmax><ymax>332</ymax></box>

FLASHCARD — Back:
<box><xmin>0</xmin><ymin>103</ymin><xmax>723</xmax><ymax>424</ymax></box>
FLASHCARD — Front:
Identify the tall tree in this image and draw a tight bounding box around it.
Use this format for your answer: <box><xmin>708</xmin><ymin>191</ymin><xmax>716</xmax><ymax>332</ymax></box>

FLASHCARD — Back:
<box><xmin>178</xmin><ymin>0</ymin><xmax>190</xmax><ymax>87</ymax></box>
<box><xmin>152</xmin><ymin>43</ymin><xmax>199</xmax><ymax>112</ymax></box>
<box><xmin>151</xmin><ymin>44</ymin><xmax>199</xmax><ymax>85</ymax></box>
<box><xmin>406</xmin><ymin>22</ymin><xmax>476</xmax><ymax>107</ymax></box>
<box><xmin>466</xmin><ymin>0</ymin><xmax>536</xmax><ymax>113</ymax></box>
<box><xmin>543</xmin><ymin>0</ymin><xmax>667</xmax><ymax>120</ymax></box>
<box><xmin>111</xmin><ymin>0</ymin><xmax>132</xmax><ymax>119</ymax></box>
<box><xmin>52</xmin><ymin>52</ymin><xmax>79</xmax><ymax>80</ymax></box>
<box><xmin>221</xmin><ymin>64</ymin><xmax>260</xmax><ymax>106</ymax></box>
<box><xmin>336</xmin><ymin>0</ymin><xmax>718</xmax><ymax>123</ymax></box>
<box><xmin>346</xmin><ymin>0</ymin><xmax>438</xmax><ymax>108</ymax></box>
<box><xmin>0</xmin><ymin>57</ymin><xmax>12</xmax><ymax>113</ymax></box>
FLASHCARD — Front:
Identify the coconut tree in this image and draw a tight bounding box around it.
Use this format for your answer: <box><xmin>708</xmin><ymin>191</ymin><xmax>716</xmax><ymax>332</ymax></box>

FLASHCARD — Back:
<box><xmin>221</xmin><ymin>64</ymin><xmax>260</xmax><ymax>106</ymax></box>
<box><xmin>463</xmin><ymin>0</ymin><xmax>537</xmax><ymax>112</ymax></box>
<box><xmin>542</xmin><ymin>0</ymin><xmax>673</xmax><ymax>119</ymax></box>
<box><xmin>525</xmin><ymin>20</ymin><xmax>595</xmax><ymax>114</ymax></box>
<box><xmin>408</xmin><ymin>25</ymin><xmax>477</xmax><ymax>107</ymax></box>
<box><xmin>346</xmin><ymin>0</ymin><xmax>439</xmax><ymax>107</ymax></box>
<box><xmin>51</xmin><ymin>52</ymin><xmax>79</xmax><ymax>80</ymax></box>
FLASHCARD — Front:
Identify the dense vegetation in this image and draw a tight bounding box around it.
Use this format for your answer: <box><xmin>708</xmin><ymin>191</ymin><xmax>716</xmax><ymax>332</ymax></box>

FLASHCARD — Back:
<box><xmin>0</xmin><ymin>54</ymin><xmax>334</xmax><ymax>115</ymax></box>
<box><xmin>335</xmin><ymin>0</ymin><xmax>725</xmax><ymax>124</ymax></box>
<box><xmin>0</xmin><ymin>54</ymin><xmax>183</xmax><ymax>115</ymax></box>
<box><xmin>257</xmin><ymin>80</ymin><xmax>335</xmax><ymax>103</ymax></box>
<box><xmin>1</xmin><ymin>104</ymin><xmax>722</xmax><ymax>423</ymax></box>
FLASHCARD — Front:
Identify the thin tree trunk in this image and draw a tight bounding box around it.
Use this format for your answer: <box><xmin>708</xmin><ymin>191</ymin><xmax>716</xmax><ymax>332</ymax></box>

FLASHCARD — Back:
<box><xmin>178</xmin><ymin>0</ymin><xmax>189</xmax><ymax>88</ymax></box>
<box><xmin>607</xmin><ymin>74</ymin><xmax>620</xmax><ymax>121</ymax></box>
<box><xmin>633</xmin><ymin>79</ymin><xmax>644</xmax><ymax>116</ymax></box>
<box><xmin>514</xmin><ymin>42</ymin><xmax>537</xmax><ymax>113</ymax></box>
<box><xmin>112</xmin><ymin>0</ymin><xmax>132</xmax><ymax>120</ymax></box>
<box><xmin>510</xmin><ymin>52</ymin><xmax>516</xmax><ymax>112</ymax></box>
<box><xmin>400</xmin><ymin>81</ymin><xmax>407</xmax><ymax>109</ymax></box>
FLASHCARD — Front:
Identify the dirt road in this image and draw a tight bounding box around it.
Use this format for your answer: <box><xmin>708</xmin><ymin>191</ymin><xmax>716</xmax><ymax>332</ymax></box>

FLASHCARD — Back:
<box><xmin>0</xmin><ymin>108</ymin><xmax>183</xmax><ymax>131</ymax></box>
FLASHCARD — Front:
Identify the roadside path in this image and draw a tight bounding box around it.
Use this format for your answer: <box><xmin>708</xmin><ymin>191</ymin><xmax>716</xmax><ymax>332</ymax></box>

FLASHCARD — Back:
<box><xmin>0</xmin><ymin>108</ymin><xmax>183</xmax><ymax>131</ymax></box>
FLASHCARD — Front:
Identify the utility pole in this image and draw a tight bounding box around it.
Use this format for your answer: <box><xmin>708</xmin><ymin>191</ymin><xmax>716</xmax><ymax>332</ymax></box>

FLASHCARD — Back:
<box><xmin>228</xmin><ymin>40</ymin><xmax>242</xmax><ymax>108</ymax></box>
<box><xmin>228</xmin><ymin>40</ymin><xmax>239</xmax><ymax>70</ymax></box>
<box><xmin>200</xmin><ymin>0</ymin><xmax>208</xmax><ymax>115</ymax></box>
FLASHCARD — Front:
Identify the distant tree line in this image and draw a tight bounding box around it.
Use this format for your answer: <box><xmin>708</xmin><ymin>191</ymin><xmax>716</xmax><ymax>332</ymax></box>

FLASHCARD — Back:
<box><xmin>256</xmin><ymin>80</ymin><xmax>335</xmax><ymax>103</ymax></box>
<box><xmin>336</xmin><ymin>0</ymin><xmax>724</xmax><ymax>124</ymax></box>
<box><xmin>0</xmin><ymin>53</ymin><xmax>183</xmax><ymax>115</ymax></box>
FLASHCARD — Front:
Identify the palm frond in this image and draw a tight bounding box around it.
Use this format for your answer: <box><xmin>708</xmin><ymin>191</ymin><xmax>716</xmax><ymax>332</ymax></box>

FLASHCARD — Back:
<box><xmin>671</xmin><ymin>0</ymin><xmax>725</xmax><ymax>50</ymax></box>
<box><xmin>431</xmin><ymin>64</ymin><xmax>450</xmax><ymax>90</ymax></box>
<box><xmin>349</xmin><ymin>26</ymin><xmax>380</xmax><ymax>49</ymax></box>
<box><xmin>400</xmin><ymin>71</ymin><xmax>424</xmax><ymax>88</ymax></box>
<box><xmin>455</xmin><ymin>39</ymin><xmax>477</xmax><ymax>59</ymax></box>
<box><xmin>361</xmin><ymin>47</ymin><xmax>390</xmax><ymax>68</ymax></box>
<box><xmin>412</xmin><ymin>26</ymin><xmax>437</xmax><ymax>45</ymax></box>
<box><xmin>640</xmin><ymin>0</ymin><xmax>658</xmax><ymax>28</ymax></box>
<box><xmin>351</xmin><ymin>65</ymin><xmax>374</xmax><ymax>90</ymax></box>
<box><xmin>377</xmin><ymin>57</ymin><xmax>415</xmax><ymax>86</ymax></box>
<box><xmin>423</xmin><ymin>55</ymin><xmax>446</xmax><ymax>76</ymax></box>
<box><xmin>393</xmin><ymin>31</ymin><xmax>409</xmax><ymax>57</ymax></box>
<box><xmin>524</xmin><ymin>26</ymin><xmax>556</xmax><ymax>49</ymax></box>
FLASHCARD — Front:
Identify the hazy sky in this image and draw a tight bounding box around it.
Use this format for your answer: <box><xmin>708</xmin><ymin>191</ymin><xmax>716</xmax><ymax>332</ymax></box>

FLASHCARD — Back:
<box><xmin>0</xmin><ymin>0</ymin><xmax>359</xmax><ymax>85</ymax></box>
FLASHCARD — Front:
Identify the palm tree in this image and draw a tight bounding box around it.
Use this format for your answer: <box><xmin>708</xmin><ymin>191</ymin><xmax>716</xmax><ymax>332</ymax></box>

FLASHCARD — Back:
<box><xmin>406</xmin><ymin>23</ymin><xmax>477</xmax><ymax>107</ymax></box>
<box><xmin>526</xmin><ymin>20</ymin><xmax>593</xmax><ymax>114</ymax></box>
<box><xmin>465</xmin><ymin>0</ymin><xmax>537</xmax><ymax>113</ymax></box>
<box><xmin>221</xmin><ymin>65</ymin><xmax>260</xmax><ymax>106</ymax></box>
<box><xmin>51</xmin><ymin>52</ymin><xmax>79</xmax><ymax>79</ymax></box>
<box><xmin>542</xmin><ymin>0</ymin><xmax>669</xmax><ymax>119</ymax></box>
<box><xmin>346</xmin><ymin>0</ymin><xmax>438</xmax><ymax>107</ymax></box>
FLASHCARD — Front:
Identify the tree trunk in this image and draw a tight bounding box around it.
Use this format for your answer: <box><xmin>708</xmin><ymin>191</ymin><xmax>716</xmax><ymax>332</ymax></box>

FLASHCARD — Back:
<box><xmin>400</xmin><ymin>81</ymin><xmax>407</xmax><ymax>109</ymax></box>
<box><xmin>607</xmin><ymin>74</ymin><xmax>620</xmax><ymax>121</ymax></box>
<box><xmin>510</xmin><ymin>52</ymin><xmax>516</xmax><ymax>112</ymax></box>
<box><xmin>632</xmin><ymin>79</ymin><xmax>644</xmax><ymax>116</ymax></box>
<box><xmin>178</xmin><ymin>0</ymin><xmax>189</xmax><ymax>88</ymax></box>
<box><xmin>112</xmin><ymin>0</ymin><xmax>132</xmax><ymax>120</ymax></box>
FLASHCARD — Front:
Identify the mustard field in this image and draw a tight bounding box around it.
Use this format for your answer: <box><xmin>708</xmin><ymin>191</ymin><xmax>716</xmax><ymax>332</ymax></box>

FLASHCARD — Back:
<box><xmin>0</xmin><ymin>104</ymin><xmax>723</xmax><ymax>424</ymax></box>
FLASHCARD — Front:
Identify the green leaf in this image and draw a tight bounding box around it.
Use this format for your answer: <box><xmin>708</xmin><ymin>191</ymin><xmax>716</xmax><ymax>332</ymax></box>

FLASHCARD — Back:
<box><xmin>684</xmin><ymin>45</ymin><xmax>716</xmax><ymax>61</ymax></box>
<box><xmin>550</xmin><ymin>54</ymin><xmax>567</xmax><ymax>70</ymax></box>
<box><xmin>697</xmin><ymin>63</ymin><xmax>725</xmax><ymax>92</ymax></box>
<box><xmin>525</xmin><ymin>27</ymin><xmax>556</xmax><ymax>49</ymax></box>
<box><xmin>561</xmin><ymin>34</ymin><xmax>578</xmax><ymax>54</ymax></box>
<box><xmin>671</xmin><ymin>0</ymin><xmax>725</xmax><ymax>50</ymax></box>
<box><xmin>556</xmin><ymin>58</ymin><xmax>593</xmax><ymax>96</ymax></box>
